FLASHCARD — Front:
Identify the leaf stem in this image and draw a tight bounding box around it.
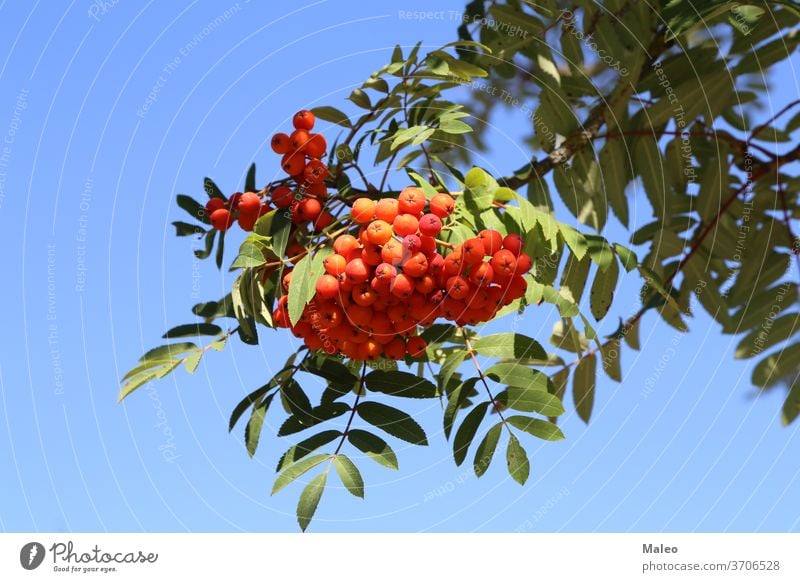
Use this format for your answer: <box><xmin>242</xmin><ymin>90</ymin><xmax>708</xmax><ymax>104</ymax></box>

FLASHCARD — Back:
<box><xmin>460</xmin><ymin>327</ymin><xmax>510</xmax><ymax>430</ymax></box>
<box><xmin>332</xmin><ymin>361</ymin><xmax>368</xmax><ymax>456</ymax></box>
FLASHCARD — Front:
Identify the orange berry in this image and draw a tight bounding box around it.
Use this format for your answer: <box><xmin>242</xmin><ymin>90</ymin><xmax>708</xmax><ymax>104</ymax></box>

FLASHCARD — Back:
<box><xmin>384</xmin><ymin>338</ymin><xmax>407</xmax><ymax>360</ymax></box>
<box><xmin>304</xmin><ymin>133</ymin><xmax>326</xmax><ymax>158</ymax></box>
<box><xmin>515</xmin><ymin>252</ymin><xmax>533</xmax><ymax>274</ymax></box>
<box><xmin>351</xmin><ymin>198</ymin><xmax>376</xmax><ymax>223</ymax></box>
<box><xmin>469</xmin><ymin>262</ymin><xmax>494</xmax><ymax>286</ymax></box>
<box><xmin>381</xmin><ymin>239</ymin><xmax>405</xmax><ymax>265</ymax></box>
<box><xmin>402</xmin><ymin>252</ymin><xmax>429</xmax><ymax>278</ymax></box>
<box><xmin>429</xmin><ymin>193</ymin><xmax>455</xmax><ymax>218</ymax></box>
<box><xmin>446</xmin><ymin>275</ymin><xmax>470</xmax><ymax>300</ymax></box>
<box><xmin>502</xmin><ymin>233</ymin><xmax>524</xmax><ymax>256</ymax></box>
<box><xmin>443</xmin><ymin>248</ymin><xmax>465</xmax><ymax>275</ymax></box>
<box><xmin>312</xmin><ymin>211</ymin><xmax>334</xmax><ymax>232</ymax></box>
<box><xmin>352</xmin><ymin>283</ymin><xmax>377</xmax><ymax>306</ymax></box>
<box><xmin>392</xmin><ymin>213</ymin><xmax>419</xmax><ymax>237</ymax></box>
<box><xmin>316</xmin><ymin>274</ymin><xmax>340</xmax><ymax>299</ymax></box>
<box><xmin>237</xmin><ymin>211</ymin><xmax>258</xmax><ymax>231</ymax></box>
<box><xmin>401</xmin><ymin>234</ymin><xmax>422</xmax><ymax>253</ymax></box>
<box><xmin>324</xmin><ymin>254</ymin><xmax>346</xmax><ymax>276</ymax></box>
<box><xmin>281</xmin><ymin>152</ymin><xmax>306</xmax><ymax>175</ymax></box>
<box><xmin>293</xmin><ymin>109</ymin><xmax>315</xmax><ymax>131</ymax></box>
<box><xmin>505</xmin><ymin>275</ymin><xmax>528</xmax><ymax>301</ymax></box>
<box><xmin>270</xmin><ymin>185</ymin><xmax>294</xmax><ymax>208</ymax></box>
<box><xmin>282</xmin><ymin>269</ymin><xmax>293</xmax><ymax>291</ymax></box>
<box><xmin>205</xmin><ymin>197</ymin><xmax>225</xmax><ymax>214</ymax></box>
<box><xmin>419</xmin><ymin>213</ymin><xmax>442</xmax><ymax>237</ymax></box>
<box><xmin>478</xmin><ymin>229</ymin><xmax>503</xmax><ymax>255</ymax></box>
<box><xmin>361</xmin><ymin>244</ymin><xmax>383</xmax><ymax>266</ymax></box>
<box><xmin>306</xmin><ymin>182</ymin><xmax>328</xmax><ymax>198</ymax></box>
<box><xmin>420</xmin><ymin>235</ymin><xmax>436</xmax><ymax>256</ymax></box>
<box><xmin>345</xmin><ymin>258</ymin><xmax>370</xmax><ymax>283</ymax></box>
<box><xmin>318</xmin><ymin>303</ymin><xmax>344</xmax><ymax>328</ymax></box>
<box><xmin>292</xmin><ymin>197</ymin><xmax>322</xmax><ymax>223</ymax></box>
<box><xmin>366</xmin><ymin>220</ymin><xmax>393</xmax><ymax>245</ymax></box>
<box><xmin>210</xmin><ymin>208</ymin><xmax>234</xmax><ymax>231</ymax></box>
<box><xmin>406</xmin><ymin>336</ymin><xmax>427</xmax><ymax>359</ymax></box>
<box><xmin>440</xmin><ymin>297</ymin><xmax>467</xmax><ymax>321</ymax></box>
<box><xmin>358</xmin><ymin>340</ymin><xmax>382</xmax><ymax>361</ymax></box>
<box><xmin>462</xmin><ymin>237</ymin><xmax>486</xmax><ymax>264</ymax></box>
<box><xmin>398</xmin><ymin>186</ymin><xmax>426</xmax><ymax>215</ymax></box>
<box><xmin>289</xmin><ymin>129</ymin><xmax>310</xmax><ymax>152</ymax></box>
<box><xmin>415</xmin><ymin>274</ymin><xmax>436</xmax><ymax>294</ymax></box>
<box><xmin>333</xmin><ymin>234</ymin><xmax>359</xmax><ymax>256</ymax></box>
<box><xmin>303</xmin><ymin>159</ymin><xmax>328</xmax><ymax>184</ymax></box>
<box><xmin>390</xmin><ymin>273</ymin><xmax>414</xmax><ymax>299</ymax></box>
<box><xmin>238</xmin><ymin>192</ymin><xmax>261</xmax><ymax>215</ymax></box>
<box><xmin>375</xmin><ymin>198</ymin><xmax>400</xmax><ymax>222</ymax></box>
<box><xmin>374</xmin><ymin>262</ymin><xmax>398</xmax><ymax>282</ymax></box>
<box><xmin>347</xmin><ymin>305</ymin><xmax>373</xmax><ymax>328</ymax></box>
<box><xmin>490</xmin><ymin>249</ymin><xmax>517</xmax><ymax>280</ymax></box>
<box><xmin>271</xmin><ymin>133</ymin><xmax>291</xmax><ymax>154</ymax></box>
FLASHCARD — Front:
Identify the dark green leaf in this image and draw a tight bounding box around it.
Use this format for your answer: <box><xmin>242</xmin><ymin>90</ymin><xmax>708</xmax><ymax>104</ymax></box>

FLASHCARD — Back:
<box><xmin>230</xmin><ymin>390</ymin><xmax>275</xmax><ymax>432</ymax></box>
<box><xmin>281</xmin><ymin>378</ymin><xmax>313</xmax><ymax>424</ymax></box>
<box><xmin>506</xmin><ymin>415</ymin><xmax>565</xmax><ymax>441</ymax></box>
<box><xmin>311</xmin><ymin>106</ymin><xmax>352</xmax><ymax>128</ymax></box>
<box><xmin>272</xmin><ymin>453</ymin><xmax>329</xmax><ymax>495</ymax></box>
<box><xmin>347</xmin><ymin>429</ymin><xmax>399</xmax><ymax>470</ymax></box>
<box><xmin>365</xmin><ymin>370</ymin><xmax>437</xmax><ymax>398</ymax></box>
<box><xmin>453</xmin><ymin>402</ymin><xmax>489</xmax><ymax>466</ymax></box>
<box><xmin>163</xmin><ymin>323</ymin><xmax>222</xmax><ymax>339</ymax></box>
<box><xmin>506</xmin><ymin>434</ymin><xmax>530</xmax><ymax>485</ymax></box>
<box><xmin>172</xmin><ymin>221</ymin><xmax>207</xmax><ymax>236</ymax></box>
<box><xmin>357</xmin><ymin>401</ymin><xmax>428</xmax><ymax>445</ymax></box>
<box><xmin>333</xmin><ymin>454</ymin><xmax>364</xmax><ymax>498</ymax></box>
<box><xmin>245</xmin><ymin>163</ymin><xmax>256</xmax><ymax>192</ymax></box>
<box><xmin>278</xmin><ymin>403</ymin><xmax>350</xmax><ymax>436</ymax></box>
<box><xmin>177</xmin><ymin>194</ymin><xmax>210</xmax><ymax>224</ymax></box>
<box><xmin>474</xmin><ymin>423</ymin><xmax>502</xmax><ymax>477</ymax></box>
<box><xmin>473</xmin><ymin>333</ymin><xmax>547</xmax><ymax>359</ymax></box>
<box><xmin>297</xmin><ymin>471</ymin><xmax>327</xmax><ymax>532</ymax></box>
<box><xmin>590</xmin><ymin>256</ymin><xmax>620</xmax><ymax>321</ymax></box>
<box><xmin>245</xmin><ymin>400</ymin><xmax>269</xmax><ymax>457</ymax></box>
<box><xmin>573</xmin><ymin>354</ymin><xmax>597</xmax><ymax>423</ymax></box>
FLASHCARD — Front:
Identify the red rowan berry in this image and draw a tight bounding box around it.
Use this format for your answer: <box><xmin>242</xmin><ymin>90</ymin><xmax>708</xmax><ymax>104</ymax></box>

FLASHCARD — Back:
<box><xmin>390</xmin><ymin>273</ymin><xmax>414</xmax><ymax>299</ymax></box>
<box><xmin>419</xmin><ymin>213</ymin><xmax>442</xmax><ymax>237</ymax></box>
<box><xmin>345</xmin><ymin>258</ymin><xmax>370</xmax><ymax>283</ymax></box>
<box><xmin>205</xmin><ymin>197</ymin><xmax>225</xmax><ymax>214</ymax></box>
<box><xmin>398</xmin><ymin>186</ymin><xmax>426</xmax><ymax>215</ymax></box>
<box><xmin>375</xmin><ymin>198</ymin><xmax>400</xmax><ymax>223</ymax></box>
<box><xmin>303</xmin><ymin>159</ymin><xmax>328</xmax><ymax>184</ymax></box>
<box><xmin>333</xmin><ymin>234</ymin><xmax>359</xmax><ymax>256</ymax></box>
<box><xmin>210</xmin><ymin>208</ymin><xmax>234</xmax><ymax>231</ymax></box>
<box><xmin>490</xmin><ymin>249</ymin><xmax>517</xmax><ymax>280</ymax></box>
<box><xmin>366</xmin><ymin>220</ymin><xmax>393</xmax><ymax>245</ymax></box>
<box><xmin>271</xmin><ymin>132</ymin><xmax>291</xmax><ymax>154</ymax></box>
<box><xmin>392</xmin><ymin>213</ymin><xmax>419</xmax><ymax>237</ymax></box>
<box><xmin>502</xmin><ymin>233</ymin><xmax>524</xmax><ymax>256</ymax></box>
<box><xmin>429</xmin><ymin>193</ymin><xmax>455</xmax><ymax>218</ymax></box>
<box><xmin>304</xmin><ymin>133</ymin><xmax>326</xmax><ymax>158</ymax></box>
<box><xmin>270</xmin><ymin>185</ymin><xmax>294</xmax><ymax>208</ymax></box>
<box><xmin>405</xmin><ymin>336</ymin><xmax>427</xmax><ymax>358</ymax></box>
<box><xmin>478</xmin><ymin>229</ymin><xmax>503</xmax><ymax>255</ymax></box>
<box><xmin>351</xmin><ymin>198</ymin><xmax>376</xmax><ymax>223</ymax></box>
<box><xmin>324</xmin><ymin>254</ymin><xmax>346</xmax><ymax>276</ymax></box>
<box><xmin>293</xmin><ymin>109</ymin><xmax>315</xmax><ymax>131</ymax></box>
<box><xmin>238</xmin><ymin>192</ymin><xmax>261</xmax><ymax>215</ymax></box>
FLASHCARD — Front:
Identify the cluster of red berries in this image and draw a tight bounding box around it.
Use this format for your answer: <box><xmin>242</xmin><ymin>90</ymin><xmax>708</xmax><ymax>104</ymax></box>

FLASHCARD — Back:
<box><xmin>266</xmin><ymin>110</ymin><xmax>334</xmax><ymax>231</ymax></box>
<box><xmin>205</xmin><ymin>110</ymin><xmax>333</xmax><ymax>234</ymax></box>
<box><xmin>272</xmin><ymin>187</ymin><xmax>533</xmax><ymax>361</ymax></box>
<box><xmin>206</xmin><ymin>191</ymin><xmax>271</xmax><ymax>232</ymax></box>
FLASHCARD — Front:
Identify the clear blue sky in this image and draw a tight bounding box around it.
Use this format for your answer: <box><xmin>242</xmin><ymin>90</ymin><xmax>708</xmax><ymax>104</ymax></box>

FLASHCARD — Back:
<box><xmin>0</xmin><ymin>1</ymin><xmax>798</xmax><ymax>533</ymax></box>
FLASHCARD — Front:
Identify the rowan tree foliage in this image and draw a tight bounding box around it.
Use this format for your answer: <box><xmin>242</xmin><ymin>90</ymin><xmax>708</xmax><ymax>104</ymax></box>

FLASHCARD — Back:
<box><xmin>120</xmin><ymin>0</ymin><xmax>800</xmax><ymax>530</ymax></box>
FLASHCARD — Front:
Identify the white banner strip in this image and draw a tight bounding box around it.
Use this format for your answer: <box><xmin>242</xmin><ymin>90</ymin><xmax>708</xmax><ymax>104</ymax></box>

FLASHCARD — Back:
<box><xmin>1</xmin><ymin>533</ymin><xmax>798</xmax><ymax>580</ymax></box>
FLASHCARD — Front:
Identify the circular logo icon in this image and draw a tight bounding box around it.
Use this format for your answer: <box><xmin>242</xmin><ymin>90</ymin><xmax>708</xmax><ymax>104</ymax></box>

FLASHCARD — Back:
<box><xmin>20</xmin><ymin>542</ymin><xmax>46</xmax><ymax>570</ymax></box>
